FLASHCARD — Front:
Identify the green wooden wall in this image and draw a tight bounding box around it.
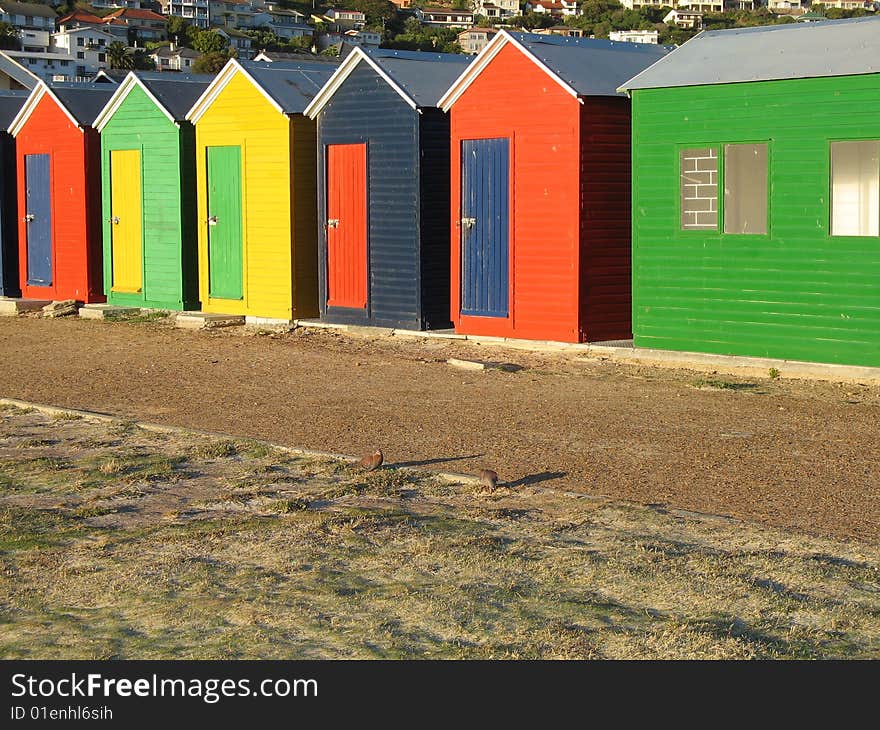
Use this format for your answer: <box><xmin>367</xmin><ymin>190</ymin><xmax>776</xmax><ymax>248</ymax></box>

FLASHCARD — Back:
<box><xmin>100</xmin><ymin>84</ymin><xmax>199</xmax><ymax>311</ymax></box>
<box><xmin>631</xmin><ymin>73</ymin><xmax>880</xmax><ymax>367</ymax></box>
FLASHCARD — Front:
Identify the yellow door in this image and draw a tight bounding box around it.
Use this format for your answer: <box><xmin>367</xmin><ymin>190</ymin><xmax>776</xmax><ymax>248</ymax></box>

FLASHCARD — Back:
<box><xmin>110</xmin><ymin>149</ymin><xmax>143</xmax><ymax>293</ymax></box>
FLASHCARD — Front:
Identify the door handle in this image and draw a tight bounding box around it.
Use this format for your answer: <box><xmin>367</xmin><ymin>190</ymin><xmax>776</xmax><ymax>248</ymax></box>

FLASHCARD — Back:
<box><xmin>207</xmin><ymin>215</ymin><xmax>218</xmax><ymax>226</ymax></box>
<box><xmin>109</xmin><ymin>216</ymin><xmax>120</xmax><ymax>225</ymax></box>
<box><xmin>461</xmin><ymin>217</ymin><xmax>476</xmax><ymax>229</ymax></box>
<box><xmin>23</xmin><ymin>213</ymin><xmax>34</xmax><ymax>223</ymax></box>
<box><xmin>326</xmin><ymin>219</ymin><xmax>339</xmax><ymax>229</ymax></box>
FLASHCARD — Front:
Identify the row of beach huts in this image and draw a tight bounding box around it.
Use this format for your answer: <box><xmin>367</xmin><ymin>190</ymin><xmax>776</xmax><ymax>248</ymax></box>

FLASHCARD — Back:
<box><xmin>1</xmin><ymin>17</ymin><xmax>879</xmax><ymax>367</ymax></box>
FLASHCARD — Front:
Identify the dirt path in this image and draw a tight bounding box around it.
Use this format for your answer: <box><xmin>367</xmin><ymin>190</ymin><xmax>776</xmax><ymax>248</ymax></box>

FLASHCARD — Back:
<box><xmin>0</xmin><ymin>315</ymin><xmax>878</xmax><ymax>542</ymax></box>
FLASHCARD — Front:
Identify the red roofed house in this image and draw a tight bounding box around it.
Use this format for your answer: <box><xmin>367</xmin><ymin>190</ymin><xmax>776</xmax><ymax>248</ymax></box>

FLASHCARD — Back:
<box><xmin>102</xmin><ymin>8</ymin><xmax>169</xmax><ymax>43</ymax></box>
<box><xmin>525</xmin><ymin>0</ymin><xmax>582</xmax><ymax>16</ymax></box>
<box><xmin>57</xmin><ymin>9</ymin><xmax>130</xmax><ymax>41</ymax></box>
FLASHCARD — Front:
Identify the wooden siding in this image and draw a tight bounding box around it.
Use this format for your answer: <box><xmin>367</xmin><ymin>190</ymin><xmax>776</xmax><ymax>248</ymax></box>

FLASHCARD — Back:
<box><xmin>0</xmin><ymin>134</ymin><xmax>19</xmax><ymax>297</ymax></box>
<box><xmin>16</xmin><ymin>93</ymin><xmax>104</xmax><ymax>303</ymax></box>
<box><xmin>449</xmin><ymin>42</ymin><xmax>582</xmax><ymax>342</ymax></box>
<box><xmin>631</xmin><ymin>74</ymin><xmax>880</xmax><ymax>367</ymax></box>
<box><xmin>290</xmin><ymin>115</ymin><xmax>319</xmax><ymax>319</ymax></box>
<box><xmin>316</xmin><ymin>63</ymin><xmax>423</xmax><ymax>329</ymax></box>
<box><xmin>580</xmin><ymin>96</ymin><xmax>633</xmax><ymax>341</ymax></box>
<box><xmin>100</xmin><ymin>83</ymin><xmax>198</xmax><ymax>310</ymax></box>
<box><xmin>194</xmin><ymin>71</ymin><xmax>306</xmax><ymax>320</ymax></box>
<box><xmin>418</xmin><ymin>108</ymin><xmax>452</xmax><ymax>330</ymax></box>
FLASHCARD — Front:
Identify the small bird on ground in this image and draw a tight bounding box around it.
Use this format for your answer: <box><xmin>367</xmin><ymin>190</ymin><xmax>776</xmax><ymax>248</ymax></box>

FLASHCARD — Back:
<box><xmin>479</xmin><ymin>469</ymin><xmax>499</xmax><ymax>491</ymax></box>
<box><xmin>356</xmin><ymin>449</ymin><xmax>384</xmax><ymax>471</ymax></box>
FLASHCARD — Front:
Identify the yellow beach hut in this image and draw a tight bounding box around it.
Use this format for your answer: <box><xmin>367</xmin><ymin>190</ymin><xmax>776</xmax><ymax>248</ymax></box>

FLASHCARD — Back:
<box><xmin>185</xmin><ymin>59</ymin><xmax>337</xmax><ymax>321</ymax></box>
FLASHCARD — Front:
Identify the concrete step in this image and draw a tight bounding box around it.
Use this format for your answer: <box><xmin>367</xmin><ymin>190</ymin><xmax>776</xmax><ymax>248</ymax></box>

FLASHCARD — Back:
<box><xmin>0</xmin><ymin>297</ymin><xmax>52</xmax><ymax>315</ymax></box>
<box><xmin>79</xmin><ymin>304</ymin><xmax>142</xmax><ymax>320</ymax></box>
<box><xmin>175</xmin><ymin>311</ymin><xmax>245</xmax><ymax>330</ymax></box>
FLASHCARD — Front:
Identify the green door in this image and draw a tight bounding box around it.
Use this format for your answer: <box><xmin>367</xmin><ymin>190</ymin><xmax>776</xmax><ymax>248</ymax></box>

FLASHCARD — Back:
<box><xmin>206</xmin><ymin>146</ymin><xmax>243</xmax><ymax>300</ymax></box>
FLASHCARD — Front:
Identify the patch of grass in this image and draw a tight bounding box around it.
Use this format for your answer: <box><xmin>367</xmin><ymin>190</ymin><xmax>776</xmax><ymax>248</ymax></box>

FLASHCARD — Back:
<box><xmin>769</xmin><ymin>368</ymin><xmax>781</xmax><ymax>380</ymax></box>
<box><xmin>107</xmin><ymin>310</ymin><xmax>168</xmax><ymax>324</ymax></box>
<box><xmin>0</xmin><ymin>506</ymin><xmax>85</xmax><ymax>551</ymax></box>
<box><xmin>269</xmin><ymin>497</ymin><xmax>311</xmax><ymax>514</ymax></box>
<box><xmin>98</xmin><ymin>458</ymin><xmax>123</xmax><ymax>475</ymax></box>
<box><xmin>235</xmin><ymin>440</ymin><xmax>277</xmax><ymax>460</ymax></box>
<box><xmin>52</xmin><ymin>412</ymin><xmax>83</xmax><ymax>422</ymax></box>
<box><xmin>13</xmin><ymin>438</ymin><xmax>56</xmax><ymax>449</ymax></box>
<box><xmin>692</xmin><ymin>378</ymin><xmax>760</xmax><ymax>391</ymax></box>
<box><xmin>72</xmin><ymin>505</ymin><xmax>117</xmax><ymax>519</ymax></box>
<box><xmin>193</xmin><ymin>440</ymin><xmax>238</xmax><ymax>459</ymax></box>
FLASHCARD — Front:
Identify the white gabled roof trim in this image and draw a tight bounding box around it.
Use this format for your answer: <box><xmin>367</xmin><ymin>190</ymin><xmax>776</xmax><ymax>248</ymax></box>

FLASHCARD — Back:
<box><xmin>438</xmin><ymin>29</ymin><xmax>578</xmax><ymax>112</ymax></box>
<box><xmin>304</xmin><ymin>46</ymin><xmax>417</xmax><ymax>119</ymax></box>
<box><xmin>185</xmin><ymin>57</ymin><xmax>285</xmax><ymax>123</ymax></box>
<box><xmin>8</xmin><ymin>81</ymin><xmax>83</xmax><ymax>137</ymax></box>
<box><xmin>93</xmin><ymin>71</ymin><xmax>179</xmax><ymax>132</ymax></box>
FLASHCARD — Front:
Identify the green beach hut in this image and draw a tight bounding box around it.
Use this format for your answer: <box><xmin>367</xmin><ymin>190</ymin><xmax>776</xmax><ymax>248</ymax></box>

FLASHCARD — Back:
<box><xmin>620</xmin><ymin>18</ymin><xmax>880</xmax><ymax>368</ymax></box>
<box><xmin>93</xmin><ymin>72</ymin><xmax>213</xmax><ymax>311</ymax></box>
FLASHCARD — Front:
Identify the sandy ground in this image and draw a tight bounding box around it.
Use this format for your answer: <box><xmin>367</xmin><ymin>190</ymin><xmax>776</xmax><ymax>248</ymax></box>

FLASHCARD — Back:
<box><xmin>0</xmin><ymin>314</ymin><xmax>877</xmax><ymax>543</ymax></box>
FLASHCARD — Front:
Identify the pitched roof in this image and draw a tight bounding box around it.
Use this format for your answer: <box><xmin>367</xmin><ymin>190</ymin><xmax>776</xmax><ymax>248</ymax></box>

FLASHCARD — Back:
<box><xmin>50</xmin><ymin>84</ymin><xmax>116</xmax><ymax>126</ymax></box>
<box><xmin>151</xmin><ymin>45</ymin><xmax>201</xmax><ymax>58</ymax></box>
<box><xmin>621</xmin><ymin>16</ymin><xmax>880</xmax><ymax>91</ymax></box>
<box><xmin>305</xmin><ymin>46</ymin><xmax>472</xmax><ymax>118</ymax></box>
<box><xmin>9</xmin><ymin>82</ymin><xmax>115</xmax><ymax>135</ymax></box>
<box><xmin>0</xmin><ymin>49</ymin><xmax>39</xmax><ymax>90</ymax></box>
<box><xmin>58</xmin><ymin>10</ymin><xmax>105</xmax><ymax>24</ymax></box>
<box><xmin>439</xmin><ymin>30</ymin><xmax>671</xmax><ymax>110</ymax></box>
<box><xmin>104</xmin><ymin>8</ymin><xmax>168</xmax><ymax>21</ymax></box>
<box><xmin>509</xmin><ymin>32</ymin><xmax>670</xmax><ymax>95</ymax></box>
<box><xmin>137</xmin><ymin>73</ymin><xmax>214</xmax><ymax>120</ymax></box>
<box><xmin>0</xmin><ymin>1</ymin><xmax>56</xmax><ymax>18</ymax></box>
<box><xmin>186</xmin><ymin>58</ymin><xmax>339</xmax><ymax>122</ymax></box>
<box><xmin>94</xmin><ymin>71</ymin><xmax>214</xmax><ymax>129</ymax></box>
<box><xmin>238</xmin><ymin>59</ymin><xmax>339</xmax><ymax>113</ymax></box>
<box><xmin>0</xmin><ymin>89</ymin><xmax>29</xmax><ymax>129</ymax></box>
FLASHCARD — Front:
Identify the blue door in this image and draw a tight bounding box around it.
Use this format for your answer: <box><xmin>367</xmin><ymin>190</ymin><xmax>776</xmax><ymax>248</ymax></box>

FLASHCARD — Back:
<box><xmin>461</xmin><ymin>138</ymin><xmax>509</xmax><ymax>318</ymax></box>
<box><xmin>24</xmin><ymin>153</ymin><xmax>52</xmax><ymax>287</ymax></box>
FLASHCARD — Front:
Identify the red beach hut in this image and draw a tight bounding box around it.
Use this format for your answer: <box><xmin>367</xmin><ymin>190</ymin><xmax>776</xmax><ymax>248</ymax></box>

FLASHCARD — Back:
<box><xmin>439</xmin><ymin>31</ymin><xmax>669</xmax><ymax>343</ymax></box>
<box><xmin>9</xmin><ymin>82</ymin><xmax>113</xmax><ymax>303</ymax></box>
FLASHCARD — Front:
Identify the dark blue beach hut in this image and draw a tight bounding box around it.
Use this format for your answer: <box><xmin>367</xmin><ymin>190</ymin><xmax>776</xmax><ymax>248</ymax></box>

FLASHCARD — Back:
<box><xmin>305</xmin><ymin>47</ymin><xmax>472</xmax><ymax>330</ymax></box>
<box><xmin>0</xmin><ymin>90</ymin><xmax>28</xmax><ymax>297</ymax></box>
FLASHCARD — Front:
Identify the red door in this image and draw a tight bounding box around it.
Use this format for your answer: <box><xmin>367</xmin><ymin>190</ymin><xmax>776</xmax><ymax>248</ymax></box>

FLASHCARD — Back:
<box><xmin>326</xmin><ymin>143</ymin><xmax>367</xmax><ymax>309</ymax></box>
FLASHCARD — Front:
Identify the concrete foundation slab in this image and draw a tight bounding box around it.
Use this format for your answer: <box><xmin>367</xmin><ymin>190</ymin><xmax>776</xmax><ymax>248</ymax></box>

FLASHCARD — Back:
<box><xmin>78</xmin><ymin>304</ymin><xmax>142</xmax><ymax>320</ymax></box>
<box><xmin>175</xmin><ymin>312</ymin><xmax>245</xmax><ymax>330</ymax></box>
<box><xmin>0</xmin><ymin>298</ymin><xmax>51</xmax><ymax>315</ymax></box>
<box><xmin>245</xmin><ymin>316</ymin><xmax>293</xmax><ymax>327</ymax></box>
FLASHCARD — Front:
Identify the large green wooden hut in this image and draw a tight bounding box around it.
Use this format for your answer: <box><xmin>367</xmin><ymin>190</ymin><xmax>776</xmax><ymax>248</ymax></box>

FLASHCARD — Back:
<box><xmin>93</xmin><ymin>72</ymin><xmax>212</xmax><ymax>311</ymax></box>
<box><xmin>621</xmin><ymin>18</ymin><xmax>880</xmax><ymax>368</ymax></box>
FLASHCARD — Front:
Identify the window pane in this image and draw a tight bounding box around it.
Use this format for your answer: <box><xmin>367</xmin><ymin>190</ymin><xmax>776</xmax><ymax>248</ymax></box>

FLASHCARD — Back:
<box><xmin>831</xmin><ymin>141</ymin><xmax>879</xmax><ymax>237</ymax></box>
<box><xmin>680</xmin><ymin>148</ymin><xmax>718</xmax><ymax>230</ymax></box>
<box><xmin>724</xmin><ymin>143</ymin><xmax>768</xmax><ymax>234</ymax></box>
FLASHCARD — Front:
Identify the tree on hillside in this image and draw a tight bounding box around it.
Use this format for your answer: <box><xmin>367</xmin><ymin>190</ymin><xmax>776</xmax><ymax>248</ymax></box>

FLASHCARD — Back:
<box><xmin>131</xmin><ymin>49</ymin><xmax>156</xmax><ymax>70</ymax></box>
<box><xmin>191</xmin><ymin>29</ymin><xmax>229</xmax><ymax>54</ymax></box>
<box><xmin>107</xmin><ymin>40</ymin><xmax>133</xmax><ymax>70</ymax></box>
<box><xmin>0</xmin><ymin>22</ymin><xmax>20</xmax><ymax>51</ymax></box>
<box><xmin>166</xmin><ymin>15</ymin><xmax>191</xmax><ymax>44</ymax></box>
<box><xmin>348</xmin><ymin>0</ymin><xmax>396</xmax><ymax>24</ymax></box>
<box><xmin>192</xmin><ymin>51</ymin><xmax>231</xmax><ymax>73</ymax></box>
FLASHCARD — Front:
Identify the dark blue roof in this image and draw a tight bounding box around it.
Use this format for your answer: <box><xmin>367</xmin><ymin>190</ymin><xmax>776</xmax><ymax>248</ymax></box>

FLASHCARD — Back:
<box><xmin>0</xmin><ymin>89</ymin><xmax>28</xmax><ymax>129</ymax></box>
<box><xmin>136</xmin><ymin>72</ymin><xmax>214</xmax><ymax>121</ymax></box>
<box><xmin>239</xmin><ymin>59</ymin><xmax>340</xmax><ymax>114</ymax></box>
<box><xmin>506</xmin><ymin>32</ymin><xmax>672</xmax><ymax>97</ymax></box>
<box><xmin>49</xmin><ymin>84</ymin><xmax>115</xmax><ymax>126</ymax></box>
<box><xmin>359</xmin><ymin>47</ymin><xmax>472</xmax><ymax>108</ymax></box>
